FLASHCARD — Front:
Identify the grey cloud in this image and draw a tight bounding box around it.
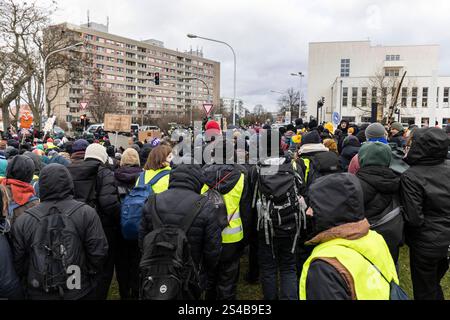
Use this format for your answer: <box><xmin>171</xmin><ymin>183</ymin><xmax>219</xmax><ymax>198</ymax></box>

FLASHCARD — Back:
<box><xmin>52</xmin><ymin>0</ymin><xmax>450</xmax><ymax>112</ymax></box>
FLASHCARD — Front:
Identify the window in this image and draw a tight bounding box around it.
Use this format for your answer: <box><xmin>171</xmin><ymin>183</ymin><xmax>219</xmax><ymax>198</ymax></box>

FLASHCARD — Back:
<box><xmin>421</xmin><ymin>118</ymin><xmax>429</xmax><ymax>127</ymax></box>
<box><xmin>386</xmin><ymin>55</ymin><xmax>400</xmax><ymax>61</ymax></box>
<box><xmin>361</xmin><ymin>88</ymin><xmax>368</xmax><ymax>107</ymax></box>
<box><xmin>422</xmin><ymin>88</ymin><xmax>428</xmax><ymax>107</ymax></box>
<box><xmin>372</xmin><ymin>88</ymin><xmax>377</xmax><ymax>105</ymax></box>
<box><xmin>412</xmin><ymin>87</ymin><xmax>418</xmax><ymax>107</ymax></box>
<box><xmin>444</xmin><ymin>87</ymin><xmax>449</xmax><ymax>106</ymax></box>
<box><xmin>342</xmin><ymin>87</ymin><xmax>348</xmax><ymax>107</ymax></box>
<box><xmin>401</xmin><ymin>88</ymin><xmax>408</xmax><ymax>107</ymax></box>
<box><xmin>341</xmin><ymin>59</ymin><xmax>350</xmax><ymax>77</ymax></box>
<box><xmin>352</xmin><ymin>88</ymin><xmax>358</xmax><ymax>107</ymax></box>
<box><xmin>385</xmin><ymin>69</ymin><xmax>400</xmax><ymax>77</ymax></box>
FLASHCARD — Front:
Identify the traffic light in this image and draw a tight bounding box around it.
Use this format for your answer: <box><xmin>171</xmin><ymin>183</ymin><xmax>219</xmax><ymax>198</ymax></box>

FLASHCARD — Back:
<box><xmin>155</xmin><ymin>72</ymin><xmax>160</xmax><ymax>85</ymax></box>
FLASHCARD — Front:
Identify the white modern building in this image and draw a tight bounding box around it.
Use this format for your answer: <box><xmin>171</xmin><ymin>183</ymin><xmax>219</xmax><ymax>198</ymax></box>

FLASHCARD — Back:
<box><xmin>220</xmin><ymin>97</ymin><xmax>248</xmax><ymax>118</ymax></box>
<box><xmin>308</xmin><ymin>41</ymin><xmax>450</xmax><ymax>126</ymax></box>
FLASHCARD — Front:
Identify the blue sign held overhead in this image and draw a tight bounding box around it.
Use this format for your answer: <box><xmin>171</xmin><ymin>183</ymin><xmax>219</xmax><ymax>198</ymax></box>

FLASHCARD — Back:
<box><xmin>332</xmin><ymin>112</ymin><xmax>341</xmax><ymax>126</ymax></box>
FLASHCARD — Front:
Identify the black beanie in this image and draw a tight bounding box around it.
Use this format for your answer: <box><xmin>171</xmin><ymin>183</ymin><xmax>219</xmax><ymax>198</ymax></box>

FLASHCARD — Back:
<box><xmin>309</xmin><ymin>120</ymin><xmax>318</xmax><ymax>130</ymax></box>
<box><xmin>301</xmin><ymin>130</ymin><xmax>322</xmax><ymax>146</ymax></box>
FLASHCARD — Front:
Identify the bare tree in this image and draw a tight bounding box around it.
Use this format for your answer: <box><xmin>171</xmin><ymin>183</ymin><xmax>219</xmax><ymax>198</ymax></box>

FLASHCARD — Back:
<box><xmin>87</xmin><ymin>83</ymin><xmax>121</xmax><ymax>123</ymax></box>
<box><xmin>253</xmin><ymin>104</ymin><xmax>266</xmax><ymax>115</ymax></box>
<box><xmin>278</xmin><ymin>88</ymin><xmax>307</xmax><ymax>119</ymax></box>
<box><xmin>363</xmin><ymin>68</ymin><xmax>415</xmax><ymax>122</ymax></box>
<box><xmin>0</xmin><ymin>0</ymin><xmax>49</xmax><ymax>130</ymax></box>
<box><xmin>22</xmin><ymin>24</ymin><xmax>92</xmax><ymax>130</ymax></box>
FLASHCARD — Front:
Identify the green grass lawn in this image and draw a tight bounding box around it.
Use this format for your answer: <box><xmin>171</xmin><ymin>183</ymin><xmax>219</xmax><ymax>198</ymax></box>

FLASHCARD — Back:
<box><xmin>108</xmin><ymin>246</ymin><xmax>450</xmax><ymax>300</ymax></box>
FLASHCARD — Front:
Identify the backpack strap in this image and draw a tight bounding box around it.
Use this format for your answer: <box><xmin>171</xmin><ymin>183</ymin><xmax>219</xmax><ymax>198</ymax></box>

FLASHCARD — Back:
<box><xmin>139</xmin><ymin>170</ymin><xmax>170</xmax><ymax>187</ymax></box>
<box><xmin>180</xmin><ymin>196</ymin><xmax>208</xmax><ymax>234</ymax></box>
<box><xmin>149</xmin><ymin>195</ymin><xmax>164</xmax><ymax>230</ymax></box>
<box><xmin>148</xmin><ymin>170</ymin><xmax>170</xmax><ymax>186</ymax></box>
<box><xmin>27</xmin><ymin>201</ymin><xmax>86</xmax><ymax>222</ymax></box>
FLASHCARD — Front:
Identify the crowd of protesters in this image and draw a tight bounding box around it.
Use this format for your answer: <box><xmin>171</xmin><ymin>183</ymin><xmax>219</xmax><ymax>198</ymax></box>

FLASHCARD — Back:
<box><xmin>0</xmin><ymin>117</ymin><xmax>448</xmax><ymax>301</ymax></box>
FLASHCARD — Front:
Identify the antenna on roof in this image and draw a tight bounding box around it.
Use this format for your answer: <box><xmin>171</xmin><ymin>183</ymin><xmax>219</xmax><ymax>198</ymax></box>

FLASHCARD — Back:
<box><xmin>87</xmin><ymin>10</ymin><xmax>90</xmax><ymax>27</ymax></box>
<box><xmin>107</xmin><ymin>16</ymin><xmax>109</xmax><ymax>31</ymax></box>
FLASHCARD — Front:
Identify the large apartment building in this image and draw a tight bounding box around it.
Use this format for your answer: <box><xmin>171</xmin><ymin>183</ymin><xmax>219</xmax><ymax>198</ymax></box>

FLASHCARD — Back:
<box><xmin>51</xmin><ymin>22</ymin><xmax>220</xmax><ymax>125</ymax></box>
<box><xmin>308</xmin><ymin>41</ymin><xmax>450</xmax><ymax>126</ymax></box>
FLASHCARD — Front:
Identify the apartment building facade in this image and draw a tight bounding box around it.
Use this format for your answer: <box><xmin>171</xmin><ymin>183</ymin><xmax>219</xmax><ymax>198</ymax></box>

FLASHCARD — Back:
<box><xmin>51</xmin><ymin>22</ymin><xmax>220</xmax><ymax>126</ymax></box>
<box><xmin>308</xmin><ymin>41</ymin><xmax>450</xmax><ymax>126</ymax></box>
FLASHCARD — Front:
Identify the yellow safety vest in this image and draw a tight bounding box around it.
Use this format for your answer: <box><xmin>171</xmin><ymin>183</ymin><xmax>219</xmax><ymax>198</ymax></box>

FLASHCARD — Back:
<box><xmin>300</xmin><ymin>230</ymin><xmax>399</xmax><ymax>300</ymax></box>
<box><xmin>136</xmin><ymin>167</ymin><xmax>171</xmax><ymax>194</ymax></box>
<box><xmin>201</xmin><ymin>173</ymin><xmax>245</xmax><ymax>244</ymax></box>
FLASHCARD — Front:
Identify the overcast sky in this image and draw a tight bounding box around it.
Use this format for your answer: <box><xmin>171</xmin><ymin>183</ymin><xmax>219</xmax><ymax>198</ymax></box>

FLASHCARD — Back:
<box><xmin>48</xmin><ymin>0</ymin><xmax>450</xmax><ymax>112</ymax></box>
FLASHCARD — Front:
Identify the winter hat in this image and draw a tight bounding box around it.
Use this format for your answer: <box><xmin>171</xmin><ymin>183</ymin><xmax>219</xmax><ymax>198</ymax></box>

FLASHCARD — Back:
<box><xmin>205</xmin><ymin>120</ymin><xmax>221</xmax><ymax>132</ymax></box>
<box><xmin>6</xmin><ymin>155</ymin><xmax>35</xmax><ymax>183</ymax></box>
<box><xmin>348</xmin><ymin>127</ymin><xmax>355</xmax><ymax>135</ymax></box>
<box><xmin>308</xmin><ymin>120</ymin><xmax>318</xmax><ymax>131</ymax></box>
<box><xmin>365</xmin><ymin>123</ymin><xmax>387</xmax><ymax>140</ymax></box>
<box><xmin>37</xmin><ymin>144</ymin><xmax>44</xmax><ymax>151</ymax></box>
<box><xmin>301</xmin><ymin>130</ymin><xmax>321</xmax><ymax>146</ymax></box>
<box><xmin>292</xmin><ymin>135</ymin><xmax>302</xmax><ymax>145</ymax></box>
<box><xmin>324</xmin><ymin>122</ymin><xmax>334</xmax><ymax>134</ymax></box>
<box><xmin>5</xmin><ymin>147</ymin><xmax>18</xmax><ymax>159</ymax></box>
<box><xmin>85</xmin><ymin>143</ymin><xmax>108</xmax><ymax>164</ymax></box>
<box><xmin>121</xmin><ymin>148</ymin><xmax>140</xmax><ymax>167</ymax></box>
<box><xmin>7</xmin><ymin>139</ymin><xmax>19</xmax><ymax>149</ymax></box>
<box><xmin>391</xmin><ymin>122</ymin><xmax>404</xmax><ymax>132</ymax></box>
<box><xmin>343</xmin><ymin>135</ymin><xmax>361</xmax><ymax>148</ymax></box>
<box><xmin>359</xmin><ymin>142</ymin><xmax>392</xmax><ymax>168</ymax></box>
<box><xmin>72</xmin><ymin>139</ymin><xmax>89</xmax><ymax>153</ymax></box>
<box><xmin>47</xmin><ymin>138</ymin><xmax>54</xmax><ymax>143</ymax></box>
<box><xmin>131</xmin><ymin>144</ymin><xmax>141</xmax><ymax>153</ymax></box>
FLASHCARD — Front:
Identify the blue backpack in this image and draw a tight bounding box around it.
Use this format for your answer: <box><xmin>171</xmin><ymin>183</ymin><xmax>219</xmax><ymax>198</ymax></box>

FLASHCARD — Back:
<box><xmin>121</xmin><ymin>170</ymin><xmax>170</xmax><ymax>240</ymax></box>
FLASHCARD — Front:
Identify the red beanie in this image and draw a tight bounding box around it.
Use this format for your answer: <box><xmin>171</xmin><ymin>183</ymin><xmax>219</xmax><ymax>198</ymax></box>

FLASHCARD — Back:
<box><xmin>47</xmin><ymin>138</ymin><xmax>54</xmax><ymax>143</ymax></box>
<box><xmin>205</xmin><ymin>120</ymin><xmax>221</xmax><ymax>132</ymax></box>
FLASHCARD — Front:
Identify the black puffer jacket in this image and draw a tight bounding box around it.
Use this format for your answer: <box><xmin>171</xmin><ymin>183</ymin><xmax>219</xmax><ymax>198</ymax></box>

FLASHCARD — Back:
<box><xmin>11</xmin><ymin>164</ymin><xmax>108</xmax><ymax>300</ymax></box>
<box><xmin>400</xmin><ymin>128</ymin><xmax>450</xmax><ymax>252</ymax></box>
<box><xmin>139</xmin><ymin>165</ymin><xmax>222</xmax><ymax>272</ymax></box>
<box><xmin>357</xmin><ymin>166</ymin><xmax>400</xmax><ymax>220</ymax></box>
<box><xmin>202</xmin><ymin>164</ymin><xmax>251</xmax><ymax>247</ymax></box>
<box><xmin>68</xmin><ymin>159</ymin><xmax>121</xmax><ymax>229</ymax></box>
<box><xmin>356</xmin><ymin>166</ymin><xmax>403</xmax><ymax>262</ymax></box>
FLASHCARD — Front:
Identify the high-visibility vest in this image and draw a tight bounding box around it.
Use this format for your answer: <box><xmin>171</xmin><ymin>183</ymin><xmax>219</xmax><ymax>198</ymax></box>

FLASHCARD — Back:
<box><xmin>202</xmin><ymin>173</ymin><xmax>245</xmax><ymax>244</ymax></box>
<box><xmin>136</xmin><ymin>167</ymin><xmax>171</xmax><ymax>194</ymax></box>
<box><xmin>299</xmin><ymin>230</ymin><xmax>399</xmax><ymax>300</ymax></box>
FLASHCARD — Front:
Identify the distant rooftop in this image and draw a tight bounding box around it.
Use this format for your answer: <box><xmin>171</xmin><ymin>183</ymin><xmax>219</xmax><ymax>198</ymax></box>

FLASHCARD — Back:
<box><xmin>81</xmin><ymin>22</ymin><xmax>108</xmax><ymax>33</ymax></box>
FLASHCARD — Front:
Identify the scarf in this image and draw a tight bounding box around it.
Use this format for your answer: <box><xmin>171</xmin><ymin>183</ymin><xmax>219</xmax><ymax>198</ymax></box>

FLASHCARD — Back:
<box><xmin>368</xmin><ymin>137</ymin><xmax>388</xmax><ymax>144</ymax></box>
<box><xmin>2</xmin><ymin>179</ymin><xmax>36</xmax><ymax>206</ymax></box>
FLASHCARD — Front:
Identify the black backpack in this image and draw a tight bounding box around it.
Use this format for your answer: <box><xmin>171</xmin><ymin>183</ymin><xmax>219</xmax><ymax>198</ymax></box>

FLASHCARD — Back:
<box><xmin>26</xmin><ymin>203</ymin><xmax>85</xmax><ymax>297</ymax></box>
<box><xmin>253</xmin><ymin>159</ymin><xmax>307</xmax><ymax>256</ymax></box>
<box><xmin>302</xmin><ymin>152</ymin><xmax>341</xmax><ymax>188</ymax></box>
<box><xmin>139</xmin><ymin>196</ymin><xmax>207</xmax><ymax>300</ymax></box>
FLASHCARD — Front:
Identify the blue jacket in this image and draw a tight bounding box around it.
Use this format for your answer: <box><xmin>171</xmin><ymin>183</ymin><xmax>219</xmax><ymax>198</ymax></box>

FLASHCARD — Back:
<box><xmin>0</xmin><ymin>234</ymin><xmax>23</xmax><ymax>299</ymax></box>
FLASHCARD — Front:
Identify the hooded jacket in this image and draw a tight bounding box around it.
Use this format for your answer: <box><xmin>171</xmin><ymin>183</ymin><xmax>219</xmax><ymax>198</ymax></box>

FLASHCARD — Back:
<box><xmin>139</xmin><ymin>165</ymin><xmax>222</xmax><ymax>273</ymax></box>
<box><xmin>11</xmin><ymin>164</ymin><xmax>108</xmax><ymax>300</ymax></box>
<box><xmin>303</xmin><ymin>173</ymin><xmax>393</xmax><ymax>300</ymax></box>
<box><xmin>400</xmin><ymin>128</ymin><xmax>450</xmax><ymax>252</ymax></box>
<box><xmin>68</xmin><ymin>159</ymin><xmax>121</xmax><ymax>229</ymax></box>
<box><xmin>339</xmin><ymin>136</ymin><xmax>361</xmax><ymax>171</ymax></box>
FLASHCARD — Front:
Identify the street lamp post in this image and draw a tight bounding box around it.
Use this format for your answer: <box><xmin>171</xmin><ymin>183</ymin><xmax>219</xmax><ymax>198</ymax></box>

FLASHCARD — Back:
<box><xmin>187</xmin><ymin>33</ymin><xmax>237</xmax><ymax>126</ymax></box>
<box><xmin>291</xmin><ymin>72</ymin><xmax>304</xmax><ymax>120</ymax></box>
<box><xmin>43</xmin><ymin>42</ymin><xmax>84</xmax><ymax>119</ymax></box>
